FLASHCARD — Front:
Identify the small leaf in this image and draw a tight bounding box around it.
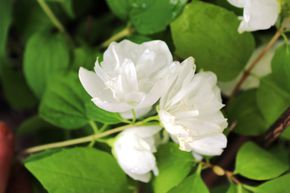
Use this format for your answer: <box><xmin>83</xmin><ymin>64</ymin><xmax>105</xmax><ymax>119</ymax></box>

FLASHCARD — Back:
<box><xmin>72</xmin><ymin>46</ymin><xmax>97</xmax><ymax>71</ymax></box>
<box><xmin>0</xmin><ymin>0</ymin><xmax>12</xmax><ymax>59</ymax></box>
<box><xmin>106</xmin><ymin>0</ymin><xmax>187</xmax><ymax>34</ymax></box>
<box><xmin>227</xmin><ymin>89</ymin><xmax>269</xmax><ymax>136</ymax></box>
<box><xmin>226</xmin><ymin>184</ymin><xmax>250</xmax><ymax>193</ymax></box>
<box><xmin>255</xmin><ymin>174</ymin><xmax>290</xmax><ymax>193</ymax></box>
<box><xmin>17</xmin><ymin>115</ymin><xmax>56</xmax><ymax>136</ymax></box>
<box><xmin>153</xmin><ymin>143</ymin><xmax>194</xmax><ymax>193</ymax></box>
<box><xmin>13</xmin><ymin>0</ymin><xmax>52</xmax><ymax>41</ymax></box>
<box><xmin>24</xmin><ymin>30</ymin><xmax>70</xmax><ymax>98</ymax></box>
<box><xmin>106</xmin><ymin>0</ymin><xmax>130</xmax><ymax>20</ymax></box>
<box><xmin>235</xmin><ymin>142</ymin><xmax>289</xmax><ymax>180</ymax></box>
<box><xmin>271</xmin><ymin>43</ymin><xmax>290</xmax><ymax>93</ymax></box>
<box><xmin>39</xmin><ymin>72</ymin><xmax>89</xmax><ymax>129</ymax></box>
<box><xmin>256</xmin><ymin>75</ymin><xmax>290</xmax><ymax>125</ymax></box>
<box><xmin>25</xmin><ymin>147</ymin><xmax>129</xmax><ymax>193</ymax></box>
<box><xmin>168</xmin><ymin>173</ymin><xmax>209</xmax><ymax>193</ymax></box>
<box><xmin>171</xmin><ymin>1</ymin><xmax>255</xmax><ymax>81</ymax></box>
<box><xmin>85</xmin><ymin>101</ymin><xmax>123</xmax><ymax>124</ymax></box>
<box><xmin>281</xmin><ymin>126</ymin><xmax>290</xmax><ymax>140</ymax></box>
<box><xmin>1</xmin><ymin>63</ymin><xmax>37</xmax><ymax>110</ymax></box>
<box><xmin>130</xmin><ymin>0</ymin><xmax>188</xmax><ymax>34</ymax></box>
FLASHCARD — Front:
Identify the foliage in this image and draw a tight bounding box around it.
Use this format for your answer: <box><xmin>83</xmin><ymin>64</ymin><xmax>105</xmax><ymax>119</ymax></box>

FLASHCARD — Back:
<box><xmin>0</xmin><ymin>0</ymin><xmax>289</xmax><ymax>193</ymax></box>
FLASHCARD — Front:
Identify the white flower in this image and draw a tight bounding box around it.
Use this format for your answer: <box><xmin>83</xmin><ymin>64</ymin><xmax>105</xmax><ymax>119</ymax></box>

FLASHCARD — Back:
<box><xmin>228</xmin><ymin>0</ymin><xmax>280</xmax><ymax>33</ymax></box>
<box><xmin>159</xmin><ymin>57</ymin><xmax>228</xmax><ymax>157</ymax></box>
<box><xmin>113</xmin><ymin>126</ymin><xmax>161</xmax><ymax>182</ymax></box>
<box><xmin>79</xmin><ymin>40</ymin><xmax>175</xmax><ymax>119</ymax></box>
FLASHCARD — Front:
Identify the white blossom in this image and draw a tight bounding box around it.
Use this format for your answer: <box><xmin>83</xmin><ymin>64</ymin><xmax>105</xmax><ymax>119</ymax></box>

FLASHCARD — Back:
<box><xmin>228</xmin><ymin>0</ymin><xmax>280</xmax><ymax>33</ymax></box>
<box><xmin>159</xmin><ymin>57</ymin><xmax>228</xmax><ymax>157</ymax></box>
<box><xmin>113</xmin><ymin>126</ymin><xmax>161</xmax><ymax>182</ymax></box>
<box><xmin>79</xmin><ymin>40</ymin><xmax>175</xmax><ymax>119</ymax></box>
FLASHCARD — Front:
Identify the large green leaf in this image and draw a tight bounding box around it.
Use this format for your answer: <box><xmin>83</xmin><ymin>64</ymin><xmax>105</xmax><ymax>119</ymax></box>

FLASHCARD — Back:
<box><xmin>227</xmin><ymin>89</ymin><xmax>269</xmax><ymax>136</ymax></box>
<box><xmin>153</xmin><ymin>143</ymin><xmax>194</xmax><ymax>193</ymax></box>
<box><xmin>271</xmin><ymin>43</ymin><xmax>290</xmax><ymax>93</ymax></box>
<box><xmin>25</xmin><ymin>147</ymin><xmax>128</xmax><ymax>193</ymax></box>
<box><xmin>39</xmin><ymin>73</ymin><xmax>89</xmax><ymax>129</ymax></box>
<box><xmin>40</xmin><ymin>72</ymin><xmax>122</xmax><ymax>129</ymax></box>
<box><xmin>235</xmin><ymin>142</ymin><xmax>289</xmax><ymax>180</ymax></box>
<box><xmin>24</xmin><ymin>31</ymin><xmax>70</xmax><ymax>98</ymax></box>
<box><xmin>256</xmin><ymin>75</ymin><xmax>290</xmax><ymax>125</ymax></box>
<box><xmin>171</xmin><ymin>1</ymin><xmax>255</xmax><ymax>81</ymax></box>
<box><xmin>255</xmin><ymin>174</ymin><xmax>290</xmax><ymax>193</ymax></box>
<box><xmin>168</xmin><ymin>173</ymin><xmax>209</xmax><ymax>193</ymax></box>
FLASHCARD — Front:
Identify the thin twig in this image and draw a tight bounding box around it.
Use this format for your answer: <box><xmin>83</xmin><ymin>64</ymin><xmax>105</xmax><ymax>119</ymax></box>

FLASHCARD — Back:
<box><xmin>230</xmin><ymin>28</ymin><xmax>283</xmax><ymax>98</ymax></box>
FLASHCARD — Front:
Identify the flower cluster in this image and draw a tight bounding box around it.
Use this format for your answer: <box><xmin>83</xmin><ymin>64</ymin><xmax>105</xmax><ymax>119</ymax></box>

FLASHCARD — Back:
<box><xmin>79</xmin><ymin>40</ymin><xmax>228</xmax><ymax>182</ymax></box>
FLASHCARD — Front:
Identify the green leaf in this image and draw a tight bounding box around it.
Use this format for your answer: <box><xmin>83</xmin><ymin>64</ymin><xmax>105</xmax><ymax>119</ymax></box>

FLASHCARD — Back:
<box><xmin>47</xmin><ymin>0</ymin><xmax>75</xmax><ymax>18</ymax></box>
<box><xmin>39</xmin><ymin>72</ymin><xmax>89</xmax><ymax>129</ymax></box>
<box><xmin>227</xmin><ymin>89</ymin><xmax>269</xmax><ymax>136</ymax></box>
<box><xmin>281</xmin><ymin>126</ymin><xmax>290</xmax><ymax>140</ymax></box>
<box><xmin>106</xmin><ymin>0</ymin><xmax>187</xmax><ymax>34</ymax></box>
<box><xmin>130</xmin><ymin>0</ymin><xmax>188</xmax><ymax>34</ymax></box>
<box><xmin>255</xmin><ymin>174</ymin><xmax>290</xmax><ymax>193</ymax></box>
<box><xmin>85</xmin><ymin>101</ymin><xmax>123</xmax><ymax>124</ymax></box>
<box><xmin>168</xmin><ymin>173</ymin><xmax>209</xmax><ymax>193</ymax></box>
<box><xmin>226</xmin><ymin>184</ymin><xmax>250</xmax><ymax>193</ymax></box>
<box><xmin>40</xmin><ymin>72</ymin><xmax>123</xmax><ymax>128</ymax></box>
<box><xmin>13</xmin><ymin>0</ymin><xmax>52</xmax><ymax>41</ymax></box>
<box><xmin>1</xmin><ymin>63</ymin><xmax>37</xmax><ymax>110</ymax></box>
<box><xmin>106</xmin><ymin>0</ymin><xmax>130</xmax><ymax>20</ymax></box>
<box><xmin>171</xmin><ymin>1</ymin><xmax>255</xmax><ymax>81</ymax></box>
<box><xmin>24</xmin><ymin>31</ymin><xmax>70</xmax><ymax>98</ymax></box>
<box><xmin>235</xmin><ymin>142</ymin><xmax>289</xmax><ymax>180</ymax></box>
<box><xmin>72</xmin><ymin>46</ymin><xmax>97</xmax><ymax>71</ymax></box>
<box><xmin>271</xmin><ymin>43</ymin><xmax>290</xmax><ymax>93</ymax></box>
<box><xmin>256</xmin><ymin>75</ymin><xmax>290</xmax><ymax>125</ymax></box>
<box><xmin>25</xmin><ymin>147</ymin><xmax>128</xmax><ymax>193</ymax></box>
<box><xmin>17</xmin><ymin>115</ymin><xmax>55</xmax><ymax>136</ymax></box>
<box><xmin>153</xmin><ymin>143</ymin><xmax>194</xmax><ymax>193</ymax></box>
<box><xmin>0</xmin><ymin>0</ymin><xmax>12</xmax><ymax>59</ymax></box>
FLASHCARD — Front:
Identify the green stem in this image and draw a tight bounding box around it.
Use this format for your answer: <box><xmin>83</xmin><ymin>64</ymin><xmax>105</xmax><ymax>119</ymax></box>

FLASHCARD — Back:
<box><xmin>101</xmin><ymin>26</ymin><xmax>133</xmax><ymax>48</ymax></box>
<box><xmin>100</xmin><ymin>123</ymin><xmax>108</xmax><ymax>132</ymax></box>
<box><xmin>131</xmin><ymin>109</ymin><xmax>137</xmax><ymax>123</ymax></box>
<box><xmin>88</xmin><ymin>121</ymin><xmax>99</xmax><ymax>147</ymax></box>
<box><xmin>24</xmin><ymin>121</ymin><xmax>159</xmax><ymax>154</ymax></box>
<box><xmin>37</xmin><ymin>0</ymin><xmax>66</xmax><ymax>33</ymax></box>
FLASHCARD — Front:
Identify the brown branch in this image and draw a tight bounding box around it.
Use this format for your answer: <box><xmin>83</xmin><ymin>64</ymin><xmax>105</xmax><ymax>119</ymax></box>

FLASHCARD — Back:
<box><xmin>230</xmin><ymin>29</ymin><xmax>282</xmax><ymax>98</ymax></box>
<box><xmin>264</xmin><ymin>107</ymin><xmax>290</xmax><ymax>147</ymax></box>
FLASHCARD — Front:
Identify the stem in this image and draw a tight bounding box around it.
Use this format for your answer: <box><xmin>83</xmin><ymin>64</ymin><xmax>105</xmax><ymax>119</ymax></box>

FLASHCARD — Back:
<box><xmin>88</xmin><ymin>121</ymin><xmax>99</xmax><ymax>147</ymax></box>
<box><xmin>230</xmin><ymin>28</ymin><xmax>282</xmax><ymax>98</ymax></box>
<box><xmin>37</xmin><ymin>0</ymin><xmax>66</xmax><ymax>33</ymax></box>
<box><xmin>131</xmin><ymin>109</ymin><xmax>137</xmax><ymax>123</ymax></box>
<box><xmin>101</xmin><ymin>26</ymin><xmax>133</xmax><ymax>48</ymax></box>
<box><xmin>89</xmin><ymin>121</ymin><xmax>99</xmax><ymax>134</ymax></box>
<box><xmin>24</xmin><ymin>121</ymin><xmax>159</xmax><ymax>154</ymax></box>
